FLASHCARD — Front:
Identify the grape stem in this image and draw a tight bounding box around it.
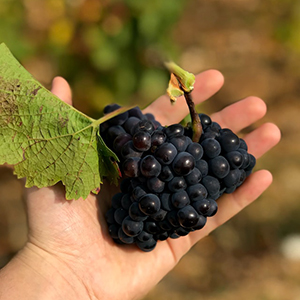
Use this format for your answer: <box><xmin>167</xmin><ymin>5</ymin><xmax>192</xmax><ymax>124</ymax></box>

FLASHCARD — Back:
<box><xmin>183</xmin><ymin>90</ymin><xmax>202</xmax><ymax>142</ymax></box>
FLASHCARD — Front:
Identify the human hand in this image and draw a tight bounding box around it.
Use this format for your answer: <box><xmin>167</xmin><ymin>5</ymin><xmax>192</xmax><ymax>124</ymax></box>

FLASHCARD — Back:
<box><xmin>0</xmin><ymin>70</ymin><xmax>281</xmax><ymax>300</ymax></box>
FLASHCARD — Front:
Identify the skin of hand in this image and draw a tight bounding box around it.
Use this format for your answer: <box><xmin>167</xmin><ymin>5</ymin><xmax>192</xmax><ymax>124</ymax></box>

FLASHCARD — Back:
<box><xmin>0</xmin><ymin>70</ymin><xmax>281</xmax><ymax>300</ymax></box>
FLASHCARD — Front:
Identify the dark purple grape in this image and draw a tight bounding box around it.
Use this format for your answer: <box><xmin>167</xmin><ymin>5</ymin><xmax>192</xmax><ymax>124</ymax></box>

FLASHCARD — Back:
<box><xmin>169</xmin><ymin>135</ymin><xmax>191</xmax><ymax>152</ymax></box>
<box><xmin>193</xmin><ymin>199</ymin><xmax>218</xmax><ymax>217</ymax></box>
<box><xmin>217</xmin><ymin>129</ymin><xmax>240</xmax><ymax>152</ymax></box>
<box><xmin>114</xmin><ymin>208</ymin><xmax>128</xmax><ymax>225</ymax></box>
<box><xmin>107</xmin><ymin>111</ymin><xmax>129</xmax><ymax>126</ymax></box>
<box><xmin>121</xmin><ymin>193</ymin><xmax>132</xmax><ymax>210</ymax></box>
<box><xmin>139</xmin><ymin>194</ymin><xmax>161</xmax><ymax>215</ymax></box>
<box><xmin>196</xmin><ymin>159</ymin><xmax>208</xmax><ymax>177</ymax></box>
<box><xmin>238</xmin><ymin>149</ymin><xmax>250</xmax><ymax>169</ymax></box>
<box><xmin>128</xmin><ymin>202</ymin><xmax>148</xmax><ymax>221</ymax></box>
<box><xmin>122</xmin><ymin>157</ymin><xmax>140</xmax><ymax>177</ymax></box>
<box><xmin>137</xmin><ymin>231</ymin><xmax>153</xmax><ymax>242</ymax></box>
<box><xmin>177</xmin><ymin>205</ymin><xmax>199</xmax><ymax>228</ymax></box>
<box><xmin>201</xmin><ymin>138</ymin><xmax>221</xmax><ymax>158</ymax></box>
<box><xmin>172</xmin><ymin>152</ymin><xmax>195</xmax><ymax>176</ymax></box>
<box><xmin>143</xmin><ymin>221</ymin><xmax>161</xmax><ymax>234</ymax></box>
<box><xmin>239</xmin><ymin>138</ymin><xmax>248</xmax><ymax>150</ymax></box>
<box><xmin>123</xmin><ymin>117</ymin><xmax>141</xmax><ymax>135</ymax></box>
<box><xmin>118</xmin><ymin>228</ymin><xmax>134</xmax><ymax>244</ymax></box>
<box><xmin>175</xmin><ymin>227</ymin><xmax>191</xmax><ymax>236</ymax></box>
<box><xmin>171</xmin><ymin>190</ymin><xmax>190</xmax><ymax>208</ymax></box>
<box><xmin>151</xmin><ymin>209</ymin><xmax>167</xmax><ymax>221</ymax></box>
<box><xmin>131</xmin><ymin>186</ymin><xmax>147</xmax><ymax>201</ymax></box>
<box><xmin>128</xmin><ymin>106</ymin><xmax>145</xmax><ymax>119</ymax></box>
<box><xmin>113</xmin><ymin>133</ymin><xmax>132</xmax><ymax>152</ymax></box>
<box><xmin>223</xmin><ymin>169</ymin><xmax>241</xmax><ymax>187</ymax></box>
<box><xmin>132</xmin><ymin>131</ymin><xmax>151</xmax><ymax>151</ymax></box>
<box><xmin>122</xmin><ymin>216</ymin><xmax>143</xmax><ymax>237</ymax></box>
<box><xmin>199</xmin><ymin>113</ymin><xmax>212</xmax><ymax>129</ymax></box>
<box><xmin>225</xmin><ymin>151</ymin><xmax>244</xmax><ymax>169</ymax></box>
<box><xmin>136</xmin><ymin>238</ymin><xmax>157</xmax><ymax>252</ymax></box>
<box><xmin>160</xmin><ymin>193</ymin><xmax>172</xmax><ymax>211</ymax></box>
<box><xmin>158</xmin><ymin>165</ymin><xmax>174</xmax><ymax>182</ymax></box>
<box><xmin>111</xmin><ymin>193</ymin><xmax>122</xmax><ymax>209</ymax></box>
<box><xmin>187</xmin><ymin>183</ymin><xmax>208</xmax><ymax>201</ymax></box>
<box><xmin>150</xmin><ymin>130</ymin><xmax>167</xmax><ymax>148</ymax></box>
<box><xmin>167</xmin><ymin>176</ymin><xmax>187</xmax><ymax>192</ymax></box>
<box><xmin>146</xmin><ymin>176</ymin><xmax>165</xmax><ymax>193</ymax></box>
<box><xmin>121</xmin><ymin>141</ymin><xmax>142</xmax><ymax>159</ymax></box>
<box><xmin>155</xmin><ymin>232</ymin><xmax>169</xmax><ymax>241</ymax></box>
<box><xmin>167</xmin><ymin>210</ymin><xmax>180</xmax><ymax>227</ymax></box>
<box><xmin>107</xmin><ymin>125</ymin><xmax>126</xmax><ymax>140</ymax></box>
<box><xmin>184</xmin><ymin>168</ymin><xmax>202</xmax><ymax>185</ymax></box>
<box><xmin>186</xmin><ymin>142</ymin><xmax>203</xmax><ymax>161</ymax></box>
<box><xmin>209</xmin><ymin>156</ymin><xmax>230</xmax><ymax>179</ymax></box>
<box><xmin>193</xmin><ymin>215</ymin><xmax>207</xmax><ymax>230</ymax></box>
<box><xmin>202</xmin><ymin>176</ymin><xmax>220</xmax><ymax>196</ymax></box>
<box><xmin>140</xmin><ymin>155</ymin><xmax>161</xmax><ymax>178</ymax></box>
<box><xmin>155</xmin><ymin>143</ymin><xmax>178</xmax><ymax>165</ymax></box>
<box><xmin>159</xmin><ymin>219</ymin><xmax>173</xmax><ymax>231</ymax></box>
<box><xmin>105</xmin><ymin>208</ymin><xmax>115</xmax><ymax>224</ymax></box>
<box><xmin>133</xmin><ymin>119</ymin><xmax>155</xmax><ymax>134</ymax></box>
<box><xmin>103</xmin><ymin>103</ymin><xmax>121</xmax><ymax>114</ymax></box>
<box><xmin>164</xmin><ymin>124</ymin><xmax>184</xmax><ymax>138</ymax></box>
<box><xmin>108</xmin><ymin>224</ymin><xmax>119</xmax><ymax>239</ymax></box>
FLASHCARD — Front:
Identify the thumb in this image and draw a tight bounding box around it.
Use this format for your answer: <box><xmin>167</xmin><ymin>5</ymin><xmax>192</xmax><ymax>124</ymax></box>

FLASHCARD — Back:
<box><xmin>51</xmin><ymin>76</ymin><xmax>73</xmax><ymax>105</ymax></box>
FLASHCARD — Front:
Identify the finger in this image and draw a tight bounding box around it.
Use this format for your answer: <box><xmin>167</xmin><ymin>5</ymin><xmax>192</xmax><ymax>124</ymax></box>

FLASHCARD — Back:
<box><xmin>143</xmin><ymin>70</ymin><xmax>224</xmax><ymax>125</ymax></box>
<box><xmin>243</xmin><ymin>122</ymin><xmax>281</xmax><ymax>158</ymax></box>
<box><xmin>211</xmin><ymin>96</ymin><xmax>267</xmax><ymax>132</ymax></box>
<box><xmin>51</xmin><ymin>76</ymin><xmax>73</xmax><ymax>105</ymax></box>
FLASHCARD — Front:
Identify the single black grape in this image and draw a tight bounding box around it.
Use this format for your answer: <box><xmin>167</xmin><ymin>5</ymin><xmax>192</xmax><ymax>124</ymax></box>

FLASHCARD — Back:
<box><xmin>155</xmin><ymin>143</ymin><xmax>178</xmax><ymax>165</ymax></box>
<box><xmin>139</xmin><ymin>194</ymin><xmax>161</xmax><ymax>215</ymax></box>
<box><xmin>201</xmin><ymin>138</ymin><xmax>221</xmax><ymax>158</ymax></box>
<box><xmin>167</xmin><ymin>176</ymin><xmax>187</xmax><ymax>192</ymax></box>
<box><xmin>118</xmin><ymin>228</ymin><xmax>134</xmax><ymax>244</ymax></box>
<box><xmin>140</xmin><ymin>155</ymin><xmax>161</xmax><ymax>178</ymax></box>
<box><xmin>128</xmin><ymin>202</ymin><xmax>148</xmax><ymax>221</ymax></box>
<box><xmin>177</xmin><ymin>205</ymin><xmax>200</xmax><ymax>228</ymax></box>
<box><xmin>171</xmin><ymin>190</ymin><xmax>190</xmax><ymax>208</ymax></box>
<box><xmin>136</xmin><ymin>238</ymin><xmax>157</xmax><ymax>252</ymax></box>
<box><xmin>225</xmin><ymin>151</ymin><xmax>244</xmax><ymax>169</ymax></box>
<box><xmin>146</xmin><ymin>176</ymin><xmax>165</xmax><ymax>193</ymax></box>
<box><xmin>122</xmin><ymin>216</ymin><xmax>144</xmax><ymax>237</ymax></box>
<box><xmin>209</xmin><ymin>156</ymin><xmax>230</xmax><ymax>179</ymax></box>
<box><xmin>164</xmin><ymin>124</ymin><xmax>184</xmax><ymax>138</ymax></box>
<box><xmin>217</xmin><ymin>129</ymin><xmax>240</xmax><ymax>152</ymax></box>
<box><xmin>169</xmin><ymin>135</ymin><xmax>191</xmax><ymax>152</ymax></box>
<box><xmin>187</xmin><ymin>183</ymin><xmax>208</xmax><ymax>201</ymax></box>
<box><xmin>172</xmin><ymin>152</ymin><xmax>195</xmax><ymax>176</ymax></box>
<box><xmin>158</xmin><ymin>165</ymin><xmax>174</xmax><ymax>182</ymax></box>
<box><xmin>122</xmin><ymin>157</ymin><xmax>140</xmax><ymax>177</ymax></box>
<box><xmin>132</xmin><ymin>131</ymin><xmax>151</xmax><ymax>151</ymax></box>
<box><xmin>186</xmin><ymin>142</ymin><xmax>203</xmax><ymax>161</ymax></box>
<box><xmin>202</xmin><ymin>176</ymin><xmax>220</xmax><ymax>196</ymax></box>
<box><xmin>151</xmin><ymin>130</ymin><xmax>167</xmax><ymax>148</ymax></box>
<box><xmin>184</xmin><ymin>167</ymin><xmax>202</xmax><ymax>185</ymax></box>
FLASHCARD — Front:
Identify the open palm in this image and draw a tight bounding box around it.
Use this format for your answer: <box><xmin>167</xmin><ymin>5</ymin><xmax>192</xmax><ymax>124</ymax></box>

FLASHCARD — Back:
<box><xmin>9</xmin><ymin>70</ymin><xmax>280</xmax><ymax>300</ymax></box>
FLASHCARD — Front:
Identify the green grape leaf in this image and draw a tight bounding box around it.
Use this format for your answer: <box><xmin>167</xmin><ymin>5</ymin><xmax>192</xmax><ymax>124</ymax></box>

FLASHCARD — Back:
<box><xmin>0</xmin><ymin>43</ymin><xmax>121</xmax><ymax>200</ymax></box>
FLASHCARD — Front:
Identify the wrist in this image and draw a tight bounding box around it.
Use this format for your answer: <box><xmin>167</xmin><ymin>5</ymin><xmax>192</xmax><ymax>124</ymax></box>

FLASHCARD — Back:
<box><xmin>0</xmin><ymin>242</ymin><xmax>93</xmax><ymax>300</ymax></box>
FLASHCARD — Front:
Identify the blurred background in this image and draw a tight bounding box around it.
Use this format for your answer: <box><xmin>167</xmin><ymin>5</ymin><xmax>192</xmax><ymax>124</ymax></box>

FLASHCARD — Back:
<box><xmin>0</xmin><ymin>0</ymin><xmax>299</xmax><ymax>299</ymax></box>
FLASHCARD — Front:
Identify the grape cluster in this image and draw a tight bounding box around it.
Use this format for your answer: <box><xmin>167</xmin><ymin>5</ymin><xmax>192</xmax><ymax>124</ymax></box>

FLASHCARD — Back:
<box><xmin>100</xmin><ymin>104</ymin><xmax>256</xmax><ymax>252</ymax></box>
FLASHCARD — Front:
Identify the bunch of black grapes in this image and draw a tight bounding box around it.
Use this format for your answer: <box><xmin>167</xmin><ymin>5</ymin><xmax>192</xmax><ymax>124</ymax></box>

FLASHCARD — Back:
<box><xmin>100</xmin><ymin>104</ymin><xmax>256</xmax><ymax>252</ymax></box>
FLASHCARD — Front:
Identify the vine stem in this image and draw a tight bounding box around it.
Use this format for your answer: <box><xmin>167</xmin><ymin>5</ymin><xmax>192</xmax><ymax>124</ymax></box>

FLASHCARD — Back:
<box><xmin>183</xmin><ymin>91</ymin><xmax>202</xmax><ymax>142</ymax></box>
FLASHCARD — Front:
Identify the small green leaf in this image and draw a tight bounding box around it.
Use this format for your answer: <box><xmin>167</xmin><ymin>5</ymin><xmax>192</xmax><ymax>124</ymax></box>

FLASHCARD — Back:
<box><xmin>0</xmin><ymin>43</ymin><xmax>120</xmax><ymax>200</ymax></box>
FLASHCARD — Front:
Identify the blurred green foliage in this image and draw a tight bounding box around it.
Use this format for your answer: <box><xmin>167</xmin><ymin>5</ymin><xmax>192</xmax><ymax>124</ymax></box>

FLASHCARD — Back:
<box><xmin>0</xmin><ymin>0</ymin><xmax>187</xmax><ymax>118</ymax></box>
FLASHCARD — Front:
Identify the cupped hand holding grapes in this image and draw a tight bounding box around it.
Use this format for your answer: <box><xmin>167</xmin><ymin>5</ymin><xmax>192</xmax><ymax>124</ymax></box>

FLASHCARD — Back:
<box><xmin>0</xmin><ymin>71</ymin><xmax>281</xmax><ymax>300</ymax></box>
